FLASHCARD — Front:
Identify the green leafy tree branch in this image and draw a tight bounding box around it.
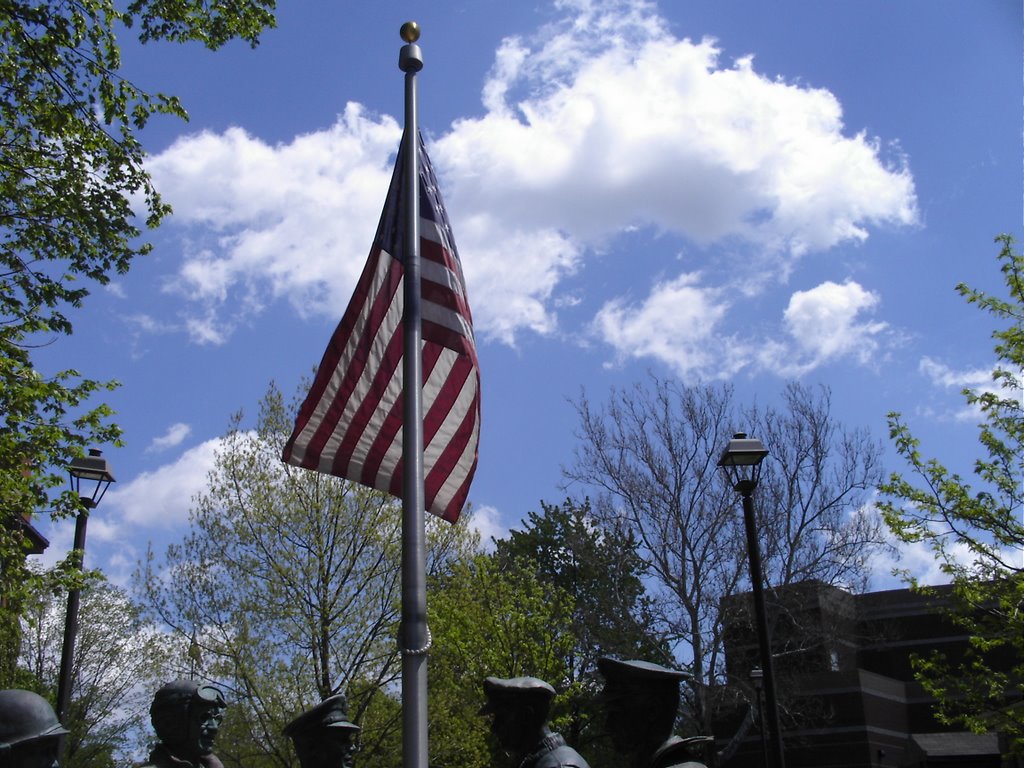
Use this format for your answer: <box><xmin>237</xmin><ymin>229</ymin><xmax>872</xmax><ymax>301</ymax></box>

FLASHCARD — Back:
<box><xmin>0</xmin><ymin>0</ymin><xmax>277</xmax><ymax>684</ymax></box>
<box><xmin>879</xmin><ymin>233</ymin><xmax>1023</xmax><ymax>750</ymax></box>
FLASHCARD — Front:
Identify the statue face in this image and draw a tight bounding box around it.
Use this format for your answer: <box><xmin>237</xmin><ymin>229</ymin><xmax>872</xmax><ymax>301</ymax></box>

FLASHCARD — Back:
<box><xmin>295</xmin><ymin>729</ymin><xmax>357</xmax><ymax>768</ymax></box>
<box><xmin>6</xmin><ymin>736</ymin><xmax>61</xmax><ymax>768</ymax></box>
<box><xmin>602</xmin><ymin>688</ymin><xmax>642</xmax><ymax>755</ymax></box>
<box><xmin>187</xmin><ymin>703</ymin><xmax>223</xmax><ymax>756</ymax></box>
<box><xmin>488</xmin><ymin>704</ymin><xmax>537</xmax><ymax>756</ymax></box>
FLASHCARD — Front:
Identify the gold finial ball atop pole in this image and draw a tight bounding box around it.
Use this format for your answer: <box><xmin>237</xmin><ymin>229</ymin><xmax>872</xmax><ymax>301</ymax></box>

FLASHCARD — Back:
<box><xmin>400</xmin><ymin>21</ymin><xmax>420</xmax><ymax>43</ymax></box>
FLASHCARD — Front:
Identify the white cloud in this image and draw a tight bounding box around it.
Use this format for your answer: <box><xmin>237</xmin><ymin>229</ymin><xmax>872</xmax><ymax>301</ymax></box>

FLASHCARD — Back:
<box><xmin>465</xmin><ymin>505</ymin><xmax>509</xmax><ymax>551</ymax></box>
<box><xmin>862</xmin><ymin>489</ymin><xmax>1024</xmax><ymax>590</ymax></box>
<box><xmin>30</xmin><ymin>514</ymin><xmax>135</xmax><ymax>575</ymax></box>
<box><xmin>143</xmin><ymin>0</ymin><xmax>916</xmax><ymax>348</ymax></box>
<box><xmin>917</xmin><ymin>357</ymin><xmax>1011</xmax><ymax>423</ymax></box>
<box><xmin>919</xmin><ymin>357</ymin><xmax>992</xmax><ymax>391</ymax></box>
<box><xmin>84</xmin><ymin>516</ymin><xmax>124</xmax><ymax>545</ymax></box>
<box><xmin>148</xmin><ymin>422</ymin><xmax>192</xmax><ymax>452</ymax></box>
<box><xmin>591</xmin><ymin>272</ymin><xmax>744</xmax><ymax>380</ymax></box>
<box><xmin>865</xmin><ymin>510</ymin><xmax>1024</xmax><ymax>591</ymax></box>
<box><xmin>456</xmin><ymin>217</ymin><xmax>581</xmax><ymax>343</ymax></box>
<box><xmin>770</xmin><ymin>280</ymin><xmax>888</xmax><ymax>373</ymax></box>
<box><xmin>105</xmin><ymin>282</ymin><xmax>127</xmax><ymax>299</ymax></box>
<box><xmin>30</xmin><ymin>522</ymin><xmax>74</xmax><ymax>572</ymax></box>
<box><xmin>866</xmin><ymin>533</ymin><xmax>953</xmax><ymax>591</ymax></box>
<box><xmin>104</xmin><ymin>438</ymin><xmax>223</xmax><ymax>529</ymax></box>
<box><xmin>126</xmin><ymin>313</ymin><xmax>174</xmax><ymax>334</ymax></box>
<box><xmin>147</xmin><ymin>104</ymin><xmax>402</xmax><ymax>345</ymax></box>
<box><xmin>860</xmin><ymin>499</ymin><xmax>958</xmax><ymax>591</ymax></box>
<box><xmin>437</xmin><ymin>0</ymin><xmax>916</xmax><ymax>257</ymax></box>
<box><xmin>592</xmin><ymin>275</ymin><xmax>890</xmax><ymax>380</ymax></box>
<box><xmin>101</xmin><ymin>549</ymin><xmax>139</xmax><ymax>588</ymax></box>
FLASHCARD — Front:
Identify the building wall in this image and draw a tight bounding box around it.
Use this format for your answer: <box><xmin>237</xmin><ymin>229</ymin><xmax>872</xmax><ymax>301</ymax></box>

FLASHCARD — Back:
<box><xmin>712</xmin><ymin>582</ymin><xmax>1016</xmax><ymax>768</ymax></box>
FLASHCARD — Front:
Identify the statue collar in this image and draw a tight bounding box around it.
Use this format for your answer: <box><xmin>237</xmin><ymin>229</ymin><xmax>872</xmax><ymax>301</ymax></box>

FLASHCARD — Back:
<box><xmin>518</xmin><ymin>733</ymin><xmax>567</xmax><ymax>768</ymax></box>
<box><xmin>150</xmin><ymin>744</ymin><xmax>226</xmax><ymax>768</ymax></box>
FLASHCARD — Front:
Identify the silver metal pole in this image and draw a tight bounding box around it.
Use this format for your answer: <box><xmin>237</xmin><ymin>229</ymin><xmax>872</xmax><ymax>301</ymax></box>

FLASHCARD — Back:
<box><xmin>398</xmin><ymin>22</ymin><xmax>428</xmax><ymax>768</ymax></box>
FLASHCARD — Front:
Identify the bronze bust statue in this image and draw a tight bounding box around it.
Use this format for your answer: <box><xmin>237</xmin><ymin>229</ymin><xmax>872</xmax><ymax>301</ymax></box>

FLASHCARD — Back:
<box><xmin>478</xmin><ymin>676</ymin><xmax>590</xmax><ymax>768</ymax></box>
<box><xmin>597</xmin><ymin>659</ymin><xmax>708</xmax><ymax>768</ymax></box>
<box><xmin>140</xmin><ymin>680</ymin><xmax>226</xmax><ymax>768</ymax></box>
<box><xmin>283</xmin><ymin>694</ymin><xmax>360</xmax><ymax>768</ymax></box>
<box><xmin>0</xmin><ymin>690</ymin><xmax>67</xmax><ymax>768</ymax></box>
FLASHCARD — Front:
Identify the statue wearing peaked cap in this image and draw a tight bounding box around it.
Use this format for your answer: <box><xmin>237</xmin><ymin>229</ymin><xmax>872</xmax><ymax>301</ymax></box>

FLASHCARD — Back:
<box><xmin>596</xmin><ymin>659</ymin><xmax>709</xmax><ymax>768</ymax></box>
<box><xmin>139</xmin><ymin>680</ymin><xmax>227</xmax><ymax>768</ymax></box>
<box><xmin>284</xmin><ymin>694</ymin><xmax>360</xmax><ymax>768</ymax></box>
<box><xmin>478</xmin><ymin>676</ymin><xmax>591</xmax><ymax>768</ymax></box>
<box><xmin>0</xmin><ymin>689</ymin><xmax>67</xmax><ymax>768</ymax></box>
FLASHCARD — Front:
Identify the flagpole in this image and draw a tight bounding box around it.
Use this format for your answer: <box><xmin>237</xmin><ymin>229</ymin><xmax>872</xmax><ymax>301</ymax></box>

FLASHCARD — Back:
<box><xmin>398</xmin><ymin>21</ymin><xmax>429</xmax><ymax>768</ymax></box>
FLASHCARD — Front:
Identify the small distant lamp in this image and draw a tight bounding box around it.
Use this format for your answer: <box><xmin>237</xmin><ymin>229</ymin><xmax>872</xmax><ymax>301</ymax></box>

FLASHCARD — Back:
<box><xmin>749</xmin><ymin>668</ymin><xmax>768</xmax><ymax>767</ymax></box>
<box><xmin>56</xmin><ymin>449</ymin><xmax>116</xmax><ymax>724</ymax></box>
<box><xmin>718</xmin><ymin>433</ymin><xmax>785</xmax><ymax>768</ymax></box>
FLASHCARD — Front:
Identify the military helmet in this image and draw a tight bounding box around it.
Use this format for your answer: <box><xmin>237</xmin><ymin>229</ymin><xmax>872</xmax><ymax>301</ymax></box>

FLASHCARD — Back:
<box><xmin>0</xmin><ymin>690</ymin><xmax>68</xmax><ymax>749</ymax></box>
<box><xmin>283</xmin><ymin>694</ymin><xmax>360</xmax><ymax>740</ymax></box>
<box><xmin>478</xmin><ymin>676</ymin><xmax>556</xmax><ymax>716</ymax></box>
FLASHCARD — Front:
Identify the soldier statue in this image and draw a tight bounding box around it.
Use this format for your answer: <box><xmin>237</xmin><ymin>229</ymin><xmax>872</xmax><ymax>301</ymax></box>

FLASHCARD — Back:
<box><xmin>0</xmin><ymin>690</ymin><xmax>67</xmax><ymax>768</ymax></box>
<box><xmin>596</xmin><ymin>658</ymin><xmax>709</xmax><ymax>768</ymax></box>
<box><xmin>283</xmin><ymin>693</ymin><xmax>360</xmax><ymax>768</ymax></box>
<box><xmin>478</xmin><ymin>676</ymin><xmax>591</xmax><ymax>768</ymax></box>
<box><xmin>140</xmin><ymin>680</ymin><xmax>227</xmax><ymax>768</ymax></box>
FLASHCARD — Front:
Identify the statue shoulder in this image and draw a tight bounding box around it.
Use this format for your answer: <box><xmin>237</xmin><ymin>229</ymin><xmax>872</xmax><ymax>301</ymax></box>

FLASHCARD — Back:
<box><xmin>524</xmin><ymin>734</ymin><xmax>591</xmax><ymax>768</ymax></box>
<box><xmin>135</xmin><ymin>752</ymin><xmax>164</xmax><ymax>768</ymax></box>
<box><xmin>536</xmin><ymin>743</ymin><xmax>591</xmax><ymax>768</ymax></box>
<box><xmin>135</xmin><ymin>746</ymin><xmax>225</xmax><ymax>768</ymax></box>
<box><xmin>137</xmin><ymin>744</ymin><xmax>175</xmax><ymax>768</ymax></box>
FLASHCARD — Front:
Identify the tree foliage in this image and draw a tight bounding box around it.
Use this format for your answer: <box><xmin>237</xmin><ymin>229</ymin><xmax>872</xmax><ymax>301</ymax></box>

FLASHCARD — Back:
<box><xmin>879</xmin><ymin>233</ymin><xmax>1024</xmax><ymax>749</ymax></box>
<box><xmin>493</xmin><ymin>498</ymin><xmax>666</xmax><ymax>763</ymax></box>
<box><xmin>0</xmin><ymin>360</ymin><xmax>120</xmax><ymax>684</ymax></box>
<box><xmin>18</xmin><ymin>571</ymin><xmax>175</xmax><ymax>768</ymax></box>
<box><xmin>0</xmin><ymin>0</ymin><xmax>277</xmax><ymax>685</ymax></box>
<box><xmin>137</xmin><ymin>382</ymin><xmax>476</xmax><ymax>768</ymax></box>
<box><xmin>1</xmin><ymin>0</ymin><xmax>276</xmax><ymax>336</ymax></box>
<box><xmin>565</xmin><ymin>378</ymin><xmax>885</xmax><ymax>741</ymax></box>
<box><xmin>424</xmin><ymin>552</ymin><xmax>575</xmax><ymax>768</ymax></box>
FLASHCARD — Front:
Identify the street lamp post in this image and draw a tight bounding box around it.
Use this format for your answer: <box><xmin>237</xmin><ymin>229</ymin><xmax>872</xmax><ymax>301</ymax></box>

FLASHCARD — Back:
<box><xmin>718</xmin><ymin>433</ymin><xmax>786</xmax><ymax>768</ymax></box>
<box><xmin>56</xmin><ymin>449</ymin><xmax>115</xmax><ymax>725</ymax></box>
<box><xmin>749</xmin><ymin>668</ymin><xmax>769</xmax><ymax>767</ymax></box>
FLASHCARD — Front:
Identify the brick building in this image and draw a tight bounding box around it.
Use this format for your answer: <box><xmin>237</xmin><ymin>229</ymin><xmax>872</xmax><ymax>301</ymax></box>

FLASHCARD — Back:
<box><xmin>712</xmin><ymin>581</ymin><xmax>1020</xmax><ymax>768</ymax></box>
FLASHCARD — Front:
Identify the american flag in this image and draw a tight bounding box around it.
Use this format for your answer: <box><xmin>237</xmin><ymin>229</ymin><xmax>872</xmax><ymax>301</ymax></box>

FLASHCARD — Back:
<box><xmin>282</xmin><ymin>132</ymin><xmax>480</xmax><ymax>523</ymax></box>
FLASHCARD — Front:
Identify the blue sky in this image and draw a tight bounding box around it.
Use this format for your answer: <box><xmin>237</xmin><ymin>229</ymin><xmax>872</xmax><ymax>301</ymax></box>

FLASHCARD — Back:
<box><xmin>34</xmin><ymin>0</ymin><xmax>1022</xmax><ymax>590</ymax></box>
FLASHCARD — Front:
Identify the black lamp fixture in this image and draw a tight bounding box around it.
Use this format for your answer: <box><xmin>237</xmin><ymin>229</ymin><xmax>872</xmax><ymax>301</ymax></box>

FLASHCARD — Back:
<box><xmin>67</xmin><ymin>448</ymin><xmax>116</xmax><ymax>509</ymax></box>
<box><xmin>717</xmin><ymin>432</ymin><xmax>769</xmax><ymax>492</ymax></box>
<box><xmin>749</xmin><ymin>668</ymin><xmax>768</xmax><ymax>767</ymax></box>
<box><xmin>749</xmin><ymin>666</ymin><xmax>764</xmax><ymax>690</ymax></box>
<box><xmin>718</xmin><ymin>433</ymin><xmax>785</xmax><ymax>768</ymax></box>
<box><xmin>57</xmin><ymin>448</ymin><xmax>115</xmax><ymax>725</ymax></box>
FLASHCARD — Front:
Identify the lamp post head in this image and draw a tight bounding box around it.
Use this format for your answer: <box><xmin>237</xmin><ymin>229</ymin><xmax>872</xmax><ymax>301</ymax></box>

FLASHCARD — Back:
<box><xmin>749</xmin><ymin>667</ymin><xmax>763</xmax><ymax>691</ymax></box>
<box><xmin>68</xmin><ymin>448</ymin><xmax>116</xmax><ymax>509</ymax></box>
<box><xmin>717</xmin><ymin>432</ymin><xmax>768</xmax><ymax>493</ymax></box>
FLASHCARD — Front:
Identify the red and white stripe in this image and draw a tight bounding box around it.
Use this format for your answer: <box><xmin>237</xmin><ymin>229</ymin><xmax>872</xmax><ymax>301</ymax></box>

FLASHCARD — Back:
<box><xmin>282</xmin><ymin>136</ymin><xmax>479</xmax><ymax>522</ymax></box>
